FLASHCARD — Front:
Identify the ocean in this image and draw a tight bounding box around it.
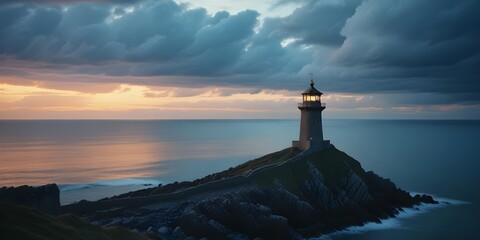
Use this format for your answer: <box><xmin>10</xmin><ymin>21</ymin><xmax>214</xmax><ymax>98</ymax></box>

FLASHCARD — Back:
<box><xmin>0</xmin><ymin>119</ymin><xmax>479</xmax><ymax>239</ymax></box>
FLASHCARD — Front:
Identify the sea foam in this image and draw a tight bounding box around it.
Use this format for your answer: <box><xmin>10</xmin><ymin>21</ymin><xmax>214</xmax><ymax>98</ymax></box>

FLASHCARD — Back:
<box><xmin>310</xmin><ymin>193</ymin><xmax>470</xmax><ymax>240</ymax></box>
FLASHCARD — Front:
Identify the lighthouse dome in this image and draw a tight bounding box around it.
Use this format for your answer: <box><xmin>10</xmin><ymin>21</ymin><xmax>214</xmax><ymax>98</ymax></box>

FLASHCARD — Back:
<box><xmin>302</xmin><ymin>80</ymin><xmax>323</xmax><ymax>95</ymax></box>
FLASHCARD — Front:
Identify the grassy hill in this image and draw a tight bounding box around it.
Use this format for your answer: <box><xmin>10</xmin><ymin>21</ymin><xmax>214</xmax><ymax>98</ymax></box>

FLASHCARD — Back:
<box><xmin>252</xmin><ymin>147</ymin><xmax>367</xmax><ymax>191</ymax></box>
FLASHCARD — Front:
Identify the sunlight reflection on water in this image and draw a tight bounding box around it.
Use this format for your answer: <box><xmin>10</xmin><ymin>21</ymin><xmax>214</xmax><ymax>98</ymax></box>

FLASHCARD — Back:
<box><xmin>0</xmin><ymin>120</ymin><xmax>297</xmax><ymax>186</ymax></box>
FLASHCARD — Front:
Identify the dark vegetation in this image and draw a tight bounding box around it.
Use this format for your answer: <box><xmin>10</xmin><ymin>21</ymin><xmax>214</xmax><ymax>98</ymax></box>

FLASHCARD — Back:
<box><xmin>0</xmin><ymin>203</ymin><xmax>150</xmax><ymax>240</ymax></box>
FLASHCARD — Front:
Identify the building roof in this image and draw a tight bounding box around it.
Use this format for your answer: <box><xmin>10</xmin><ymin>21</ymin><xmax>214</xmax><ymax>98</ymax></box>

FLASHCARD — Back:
<box><xmin>302</xmin><ymin>79</ymin><xmax>323</xmax><ymax>95</ymax></box>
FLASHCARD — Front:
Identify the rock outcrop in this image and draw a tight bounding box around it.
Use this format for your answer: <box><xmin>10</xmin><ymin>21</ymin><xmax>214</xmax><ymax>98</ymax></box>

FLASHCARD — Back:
<box><xmin>76</xmin><ymin>146</ymin><xmax>437</xmax><ymax>239</ymax></box>
<box><xmin>0</xmin><ymin>183</ymin><xmax>60</xmax><ymax>215</ymax></box>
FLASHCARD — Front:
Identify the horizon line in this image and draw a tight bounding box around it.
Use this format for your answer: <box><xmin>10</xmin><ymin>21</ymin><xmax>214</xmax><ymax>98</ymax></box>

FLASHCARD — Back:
<box><xmin>0</xmin><ymin>118</ymin><xmax>479</xmax><ymax>121</ymax></box>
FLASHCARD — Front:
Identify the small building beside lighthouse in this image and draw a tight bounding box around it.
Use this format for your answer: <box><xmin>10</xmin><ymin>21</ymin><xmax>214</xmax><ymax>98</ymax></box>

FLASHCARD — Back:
<box><xmin>292</xmin><ymin>79</ymin><xmax>331</xmax><ymax>151</ymax></box>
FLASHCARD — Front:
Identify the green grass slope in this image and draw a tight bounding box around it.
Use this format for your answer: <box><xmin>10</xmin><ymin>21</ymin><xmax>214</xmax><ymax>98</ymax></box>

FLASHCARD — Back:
<box><xmin>0</xmin><ymin>203</ymin><xmax>150</xmax><ymax>240</ymax></box>
<box><xmin>225</xmin><ymin>147</ymin><xmax>301</xmax><ymax>176</ymax></box>
<box><xmin>251</xmin><ymin>147</ymin><xmax>367</xmax><ymax>192</ymax></box>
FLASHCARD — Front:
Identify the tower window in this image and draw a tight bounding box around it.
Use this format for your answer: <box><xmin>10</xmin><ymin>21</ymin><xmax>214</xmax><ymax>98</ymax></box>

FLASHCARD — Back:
<box><xmin>304</xmin><ymin>94</ymin><xmax>320</xmax><ymax>102</ymax></box>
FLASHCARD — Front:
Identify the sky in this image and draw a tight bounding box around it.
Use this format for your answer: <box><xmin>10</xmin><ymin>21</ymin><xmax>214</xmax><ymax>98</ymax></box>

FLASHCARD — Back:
<box><xmin>0</xmin><ymin>0</ymin><xmax>479</xmax><ymax>119</ymax></box>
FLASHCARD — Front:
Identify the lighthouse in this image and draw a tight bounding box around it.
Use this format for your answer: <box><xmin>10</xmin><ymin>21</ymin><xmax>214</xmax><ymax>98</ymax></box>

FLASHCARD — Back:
<box><xmin>292</xmin><ymin>78</ymin><xmax>331</xmax><ymax>151</ymax></box>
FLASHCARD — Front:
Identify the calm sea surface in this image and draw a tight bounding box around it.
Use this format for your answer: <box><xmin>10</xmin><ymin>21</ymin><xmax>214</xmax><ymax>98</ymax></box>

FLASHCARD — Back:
<box><xmin>0</xmin><ymin>119</ymin><xmax>479</xmax><ymax>239</ymax></box>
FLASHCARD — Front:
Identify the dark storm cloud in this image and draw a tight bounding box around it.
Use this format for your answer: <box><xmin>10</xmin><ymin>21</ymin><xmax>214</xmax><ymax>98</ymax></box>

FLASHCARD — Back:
<box><xmin>307</xmin><ymin>0</ymin><xmax>480</xmax><ymax>103</ymax></box>
<box><xmin>0</xmin><ymin>0</ymin><xmax>141</xmax><ymax>4</ymax></box>
<box><xmin>0</xmin><ymin>0</ymin><xmax>479</xmax><ymax>106</ymax></box>
<box><xmin>280</xmin><ymin>0</ymin><xmax>362</xmax><ymax>47</ymax></box>
<box><xmin>335</xmin><ymin>0</ymin><xmax>480</xmax><ymax>68</ymax></box>
<box><xmin>0</xmin><ymin>0</ymin><xmax>286</xmax><ymax>76</ymax></box>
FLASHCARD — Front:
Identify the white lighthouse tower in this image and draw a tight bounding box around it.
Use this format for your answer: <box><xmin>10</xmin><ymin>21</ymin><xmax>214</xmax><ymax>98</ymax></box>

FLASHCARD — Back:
<box><xmin>292</xmin><ymin>78</ymin><xmax>331</xmax><ymax>151</ymax></box>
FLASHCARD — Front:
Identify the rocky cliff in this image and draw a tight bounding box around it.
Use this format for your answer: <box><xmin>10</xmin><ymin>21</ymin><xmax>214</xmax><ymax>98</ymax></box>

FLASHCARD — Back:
<box><xmin>0</xmin><ymin>183</ymin><xmax>60</xmax><ymax>215</ymax></box>
<box><xmin>74</xmin><ymin>146</ymin><xmax>436</xmax><ymax>239</ymax></box>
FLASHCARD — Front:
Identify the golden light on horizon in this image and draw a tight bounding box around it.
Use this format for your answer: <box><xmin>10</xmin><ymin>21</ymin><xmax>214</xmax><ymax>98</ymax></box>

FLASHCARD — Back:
<box><xmin>0</xmin><ymin>83</ymin><xmax>81</xmax><ymax>103</ymax></box>
<box><xmin>1</xmin><ymin>80</ymin><xmax>468</xmax><ymax>120</ymax></box>
<box><xmin>0</xmin><ymin>82</ymin><xmax>300</xmax><ymax>118</ymax></box>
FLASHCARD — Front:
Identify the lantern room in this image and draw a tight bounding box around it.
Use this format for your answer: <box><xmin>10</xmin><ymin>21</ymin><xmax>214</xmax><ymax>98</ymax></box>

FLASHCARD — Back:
<box><xmin>302</xmin><ymin>79</ymin><xmax>323</xmax><ymax>102</ymax></box>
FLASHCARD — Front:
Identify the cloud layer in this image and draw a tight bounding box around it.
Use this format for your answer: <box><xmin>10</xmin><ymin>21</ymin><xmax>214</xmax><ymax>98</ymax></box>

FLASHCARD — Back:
<box><xmin>0</xmin><ymin>0</ymin><xmax>479</xmax><ymax>118</ymax></box>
